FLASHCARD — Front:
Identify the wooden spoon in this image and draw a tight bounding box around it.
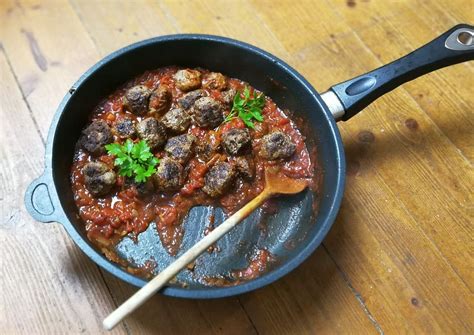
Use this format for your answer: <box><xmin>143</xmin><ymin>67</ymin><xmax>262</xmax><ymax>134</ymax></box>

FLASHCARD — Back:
<box><xmin>103</xmin><ymin>168</ymin><xmax>308</xmax><ymax>330</ymax></box>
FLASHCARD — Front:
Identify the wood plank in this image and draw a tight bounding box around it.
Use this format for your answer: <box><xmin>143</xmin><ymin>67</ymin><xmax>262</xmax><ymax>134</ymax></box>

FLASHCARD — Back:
<box><xmin>102</xmin><ymin>272</ymin><xmax>258</xmax><ymax>335</ymax></box>
<box><xmin>69</xmin><ymin>0</ymin><xmax>177</xmax><ymax>55</ymax></box>
<box><xmin>159</xmin><ymin>0</ymin><xmax>291</xmax><ymax>58</ymax></box>
<box><xmin>239</xmin><ymin>248</ymin><xmax>380</xmax><ymax>334</ymax></box>
<box><xmin>414</xmin><ymin>0</ymin><xmax>474</xmax><ymax>31</ymax></box>
<box><xmin>0</xmin><ymin>42</ymin><xmax>127</xmax><ymax>334</ymax></box>
<box><xmin>332</xmin><ymin>7</ymin><xmax>474</xmax><ymax>287</ymax></box>
<box><xmin>328</xmin><ymin>0</ymin><xmax>411</xmax><ymax>30</ymax></box>
<box><xmin>247</xmin><ymin>0</ymin><xmax>349</xmax><ymax>53</ymax></box>
<box><xmin>291</xmin><ymin>30</ymin><xmax>473</xmax><ymax>333</ymax></box>
<box><xmin>0</xmin><ymin>0</ymin><xmax>100</xmax><ymax>137</ymax></box>
<box><xmin>337</xmin><ymin>6</ymin><xmax>474</xmax><ymax>161</ymax></box>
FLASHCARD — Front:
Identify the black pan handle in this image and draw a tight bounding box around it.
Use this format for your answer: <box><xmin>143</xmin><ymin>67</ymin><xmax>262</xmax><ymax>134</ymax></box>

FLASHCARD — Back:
<box><xmin>321</xmin><ymin>24</ymin><xmax>474</xmax><ymax>121</ymax></box>
<box><xmin>24</xmin><ymin>173</ymin><xmax>61</xmax><ymax>223</ymax></box>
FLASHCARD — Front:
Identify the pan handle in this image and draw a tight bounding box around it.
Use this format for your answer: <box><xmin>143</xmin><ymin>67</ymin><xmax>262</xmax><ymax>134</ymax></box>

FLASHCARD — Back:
<box><xmin>24</xmin><ymin>173</ymin><xmax>61</xmax><ymax>223</ymax></box>
<box><xmin>321</xmin><ymin>24</ymin><xmax>474</xmax><ymax>121</ymax></box>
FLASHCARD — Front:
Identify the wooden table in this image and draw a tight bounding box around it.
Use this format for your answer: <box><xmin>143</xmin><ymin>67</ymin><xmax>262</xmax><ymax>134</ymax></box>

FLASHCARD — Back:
<box><xmin>1</xmin><ymin>0</ymin><xmax>472</xmax><ymax>334</ymax></box>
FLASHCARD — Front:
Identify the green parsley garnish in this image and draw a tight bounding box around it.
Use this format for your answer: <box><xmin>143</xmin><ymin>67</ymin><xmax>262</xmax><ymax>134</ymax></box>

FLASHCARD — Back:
<box><xmin>105</xmin><ymin>139</ymin><xmax>159</xmax><ymax>183</ymax></box>
<box><xmin>224</xmin><ymin>87</ymin><xmax>265</xmax><ymax>129</ymax></box>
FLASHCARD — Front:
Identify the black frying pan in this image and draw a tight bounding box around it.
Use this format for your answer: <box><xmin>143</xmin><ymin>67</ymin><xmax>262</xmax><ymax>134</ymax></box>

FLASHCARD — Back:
<box><xmin>25</xmin><ymin>24</ymin><xmax>473</xmax><ymax>298</ymax></box>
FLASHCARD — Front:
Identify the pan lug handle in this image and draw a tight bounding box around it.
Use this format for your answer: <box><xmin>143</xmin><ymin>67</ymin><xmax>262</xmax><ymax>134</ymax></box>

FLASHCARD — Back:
<box><xmin>24</xmin><ymin>173</ymin><xmax>61</xmax><ymax>223</ymax></box>
<box><xmin>323</xmin><ymin>24</ymin><xmax>474</xmax><ymax>121</ymax></box>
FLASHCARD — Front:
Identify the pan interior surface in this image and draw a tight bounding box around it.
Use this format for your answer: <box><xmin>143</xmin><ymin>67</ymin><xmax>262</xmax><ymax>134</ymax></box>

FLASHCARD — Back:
<box><xmin>50</xmin><ymin>35</ymin><xmax>344</xmax><ymax>297</ymax></box>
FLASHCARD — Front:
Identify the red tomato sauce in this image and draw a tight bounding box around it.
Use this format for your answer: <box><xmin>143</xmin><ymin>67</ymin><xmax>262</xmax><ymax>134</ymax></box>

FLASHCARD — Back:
<box><xmin>71</xmin><ymin>66</ymin><xmax>319</xmax><ymax>280</ymax></box>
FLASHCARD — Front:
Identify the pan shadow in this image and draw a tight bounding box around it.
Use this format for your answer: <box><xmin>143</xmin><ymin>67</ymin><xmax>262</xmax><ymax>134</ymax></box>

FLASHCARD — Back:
<box><xmin>63</xmin><ymin>243</ymin><xmax>257</xmax><ymax>334</ymax></box>
<box><xmin>64</xmin><ymin>223</ymin><xmax>352</xmax><ymax>334</ymax></box>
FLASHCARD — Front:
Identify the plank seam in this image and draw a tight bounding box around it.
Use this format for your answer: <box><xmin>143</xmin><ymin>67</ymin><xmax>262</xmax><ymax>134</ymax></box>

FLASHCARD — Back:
<box><xmin>97</xmin><ymin>270</ymin><xmax>132</xmax><ymax>335</ymax></box>
<box><xmin>236</xmin><ymin>297</ymin><xmax>260</xmax><ymax>335</ymax></box>
<box><xmin>322</xmin><ymin>244</ymin><xmax>385</xmax><ymax>334</ymax></box>
<box><xmin>155</xmin><ymin>1</ymin><xmax>181</xmax><ymax>33</ymax></box>
<box><xmin>68</xmin><ymin>0</ymin><xmax>102</xmax><ymax>53</ymax></box>
<box><xmin>1</xmin><ymin>44</ymin><xmax>45</xmax><ymax>145</ymax></box>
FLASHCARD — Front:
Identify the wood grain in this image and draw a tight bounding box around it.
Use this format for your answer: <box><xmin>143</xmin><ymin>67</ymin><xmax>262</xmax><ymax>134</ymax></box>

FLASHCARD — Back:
<box><xmin>1</xmin><ymin>0</ymin><xmax>473</xmax><ymax>334</ymax></box>
<box><xmin>0</xmin><ymin>40</ymin><xmax>127</xmax><ymax>335</ymax></box>
<box><xmin>291</xmin><ymin>25</ymin><xmax>473</xmax><ymax>332</ymax></box>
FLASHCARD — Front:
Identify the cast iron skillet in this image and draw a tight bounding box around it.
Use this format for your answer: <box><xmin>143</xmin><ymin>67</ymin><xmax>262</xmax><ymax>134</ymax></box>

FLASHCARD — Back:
<box><xmin>25</xmin><ymin>24</ymin><xmax>473</xmax><ymax>298</ymax></box>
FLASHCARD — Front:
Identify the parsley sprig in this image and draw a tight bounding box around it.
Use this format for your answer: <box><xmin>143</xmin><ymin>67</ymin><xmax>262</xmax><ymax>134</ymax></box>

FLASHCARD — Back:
<box><xmin>224</xmin><ymin>87</ymin><xmax>265</xmax><ymax>129</ymax></box>
<box><xmin>105</xmin><ymin>139</ymin><xmax>159</xmax><ymax>183</ymax></box>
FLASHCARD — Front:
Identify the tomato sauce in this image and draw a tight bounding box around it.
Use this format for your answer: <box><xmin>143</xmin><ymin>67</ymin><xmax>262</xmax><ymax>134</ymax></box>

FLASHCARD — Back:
<box><xmin>71</xmin><ymin>66</ymin><xmax>318</xmax><ymax>280</ymax></box>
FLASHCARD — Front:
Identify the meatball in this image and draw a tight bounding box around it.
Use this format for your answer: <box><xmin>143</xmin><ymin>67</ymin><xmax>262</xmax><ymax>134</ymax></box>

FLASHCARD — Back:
<box><xmin>82</xmin><ymin>162</ymin><xmax>116</xmax><ymax>197</ymax></box>
<box><xmin>164</xmin><ymin>134</ymin><xmax>196</xmax><ymax>163</ymax></box>
<box><xmin>124</xmin><ymin>177</ymin><xmax>155</xmax><ymax>197</ymax></box>
<box><xmin>161</xmin><ymin>108</ymin><xmax>191</xmax><ymax>134</ymax></box>
<box><xmin>113</xmin><ymin>118</ymin><xmax>135</xmax><ymax>139</ymax></box>
<box><xmin>233</xmin><ymin>156</ymin><xmax>254</xmax><ymax>180</ymax></box>
<box><xmin>149</xmin><ymin>85</ymin><xmax>172</xmax><ymax>116</ymax></box>
<box><xmin>136</xmin><ymin>117</ymin><xmax>167</xmax><ymax>150</ymax></box>
<box><xmin>202</xmin><ymin>162</ymin><xmax>236</xmax><ymax>197</ymax></box>
<box><xmin>203</xmin><ymin>72</ymin><xmax>227</xmax><ymax>91</ymax></box>
<box><xmin>123</xmin><ymin>85</ymin><xmax>152</xmax><ymax>115</ymax></box>
<box><xmin>222</xmin><ymin>128</ymin><xmax>251</xmax><ymax>156</ymax></box>
<box><xmin>191</xmin><ymin>97</ymin><xmax>224</xmax><ymax>129</ymax></box>
<box><xmin>153</xmin><ymin>158</ymin><xmax>184</xmax><ymax>191</ymax></box>
<box><xmin>178</xmin><ymin>89</ymin><xmax>207</xmax><ymax>110</ymax></box>
<box><xmin>221</xmin><ymin>88</ymin><xmax>237</xmax><ymax>106</ymax></box>
<box><xmin>80</xmin><ymin>120</ymin><xmax>113</xmax><ymax>155</ymax></box>
<box><xmin>259</xmin><ymin>131</ymin><xmax>296</xmax><ymax>160</ymax></box>
<box><xmin>196</xmin><ymin>141</ymin><xmax>220</xmax><ymax>162</ymax></box>
<box><xmin>174</xmin><ymin>69</ymin><xmax>202</xmax><ymax>92</ymax></box>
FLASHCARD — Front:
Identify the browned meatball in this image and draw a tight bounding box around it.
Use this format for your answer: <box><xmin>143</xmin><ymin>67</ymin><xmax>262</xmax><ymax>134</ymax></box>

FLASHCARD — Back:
<box><xmin>136</xmin><ymin>117</ymin><xmax>167</xmax><ymax>150</ymax></box>
<box><xmin>233</xmin><ymin>156</ymin><xmax>254</xmax><ymax>180</ymax></box>
<box><xmin>259</xmin><ymin>131</ymin><xmax>296</xmax><ymax>160</ymax></box>
<box><xmin>196</xmin><ymin>141</ymin><xmax>220</xmax><ymax>162</ymax></box>
<box><xmin>80</xmin><ymin>120</ymin><xmax>113</xmax><ymax>155</ymax></box>
<box><xmin>203</xmin><ymin>72</ymin><xmax>227</xmax><ymax>91</ymax></box>
<box><xmin>161</xmin><ymin>108</ymin><xmax>191</xmax><ymax>134</ymax></box>
<box><xmin>113</xmin><ymin>118</ymin><xmax>135</xmax><ymax>139</ymax></box>
<box><xmin>149</xmin><ymin>85</ymin><xmax>172</xmax><ymax>116</ymax></box>
<box><xmin>191</xmin><ymin>97</ymin><xmax>224</xmax><ymax>128</ymax></box>
<box><xmin>153</xmin><ymin>158</ymin><xmax>184</xmax><ymax>191</ymax></box>
<box><xmin>123</xmin><ymin>85</ymin><xmax>152</xmax><ymax>115</ymax></box>
<box><xmin>178</xmin><ymin>89</ymin><xmax>207</xmax><ymax>110</ymax></box>
<box><xmin>221</xmin><ymin>88</ymin><xmax>237</xmax><ymax>106</ymax></box>
<box><xmin>164</xmin><ymin>134</ymin><xmax>196</xmax><ymax>163</ymax></box>
<box><xmin>195</xmin><ymin>131</ymin><xmax>221</xmax><ymax>162</ymax></box>
<box><xmin>202</xmin><ymin>162</ymin><xmax>236</xmax><ymax>197</ymax></box>
<box><xmin>222</xmin><ymin>128</ymin><xmax>251</xmax><ymax>156</ymax></box>
<box><xmin>174</xmin><ymin>69</ymin><xmax>202</xmax><ymax>92</ymax></box>
<box><xmin>124</xmin><ymin>177</ymin><xmax>155</xmax><ymax>197</ymax></box>
<box><xmin>83</xmin><ymin>162</ymin><xmax>116</xmax><ymax>197</ymax></box>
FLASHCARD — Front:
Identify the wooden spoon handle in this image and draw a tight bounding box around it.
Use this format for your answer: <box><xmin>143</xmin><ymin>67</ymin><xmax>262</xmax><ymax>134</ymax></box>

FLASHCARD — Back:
<box><xmin>103</xmin><ymin>189</ymin><xmax>271</xmax><ymax>330</ymax></box>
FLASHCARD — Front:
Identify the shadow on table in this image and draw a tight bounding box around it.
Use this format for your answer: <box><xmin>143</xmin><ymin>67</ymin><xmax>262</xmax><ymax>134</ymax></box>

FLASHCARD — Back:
<box><xmin>64</xmin><ymin>228</ymin><xmax>350</xmax><ymax>334</ymax></box>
